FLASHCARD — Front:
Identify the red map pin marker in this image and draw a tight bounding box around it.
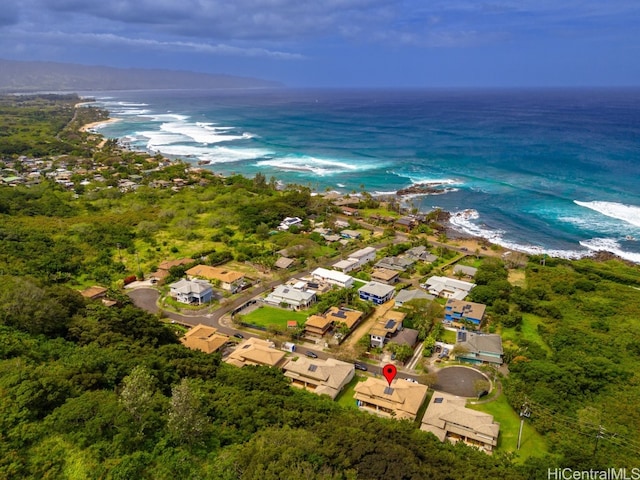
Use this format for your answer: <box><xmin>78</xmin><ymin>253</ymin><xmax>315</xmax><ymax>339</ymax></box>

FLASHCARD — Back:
<box><xmin>382</xmin><ymin>364</ymin><xmax>397</xmax><ymax>386</ymax></box>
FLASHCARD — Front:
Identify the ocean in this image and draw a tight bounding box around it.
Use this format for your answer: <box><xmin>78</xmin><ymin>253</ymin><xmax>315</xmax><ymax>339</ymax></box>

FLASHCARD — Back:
<box><xmin>88</xmin><ymin>88</ymin><xmax>640</xmax><ymax>263</ymax></box>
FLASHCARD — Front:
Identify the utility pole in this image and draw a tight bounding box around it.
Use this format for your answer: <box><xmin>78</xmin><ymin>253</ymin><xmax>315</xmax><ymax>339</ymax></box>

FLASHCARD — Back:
<box><xmin>594</xmin><ymin>425</ymin><xmax>606</xmax><ymax>456</ymax></box>
<box><xmin>517</xmin><ymin>401</ymin><xmax>531</xmax><ymax>450</ymax></box>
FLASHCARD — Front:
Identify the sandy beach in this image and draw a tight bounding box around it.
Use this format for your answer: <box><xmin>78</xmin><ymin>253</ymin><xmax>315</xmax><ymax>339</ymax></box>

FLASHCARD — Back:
<box><xmin>80</xmin><ymin>117</ymin><xmax>121</xmax><ymax>133</ymax></box>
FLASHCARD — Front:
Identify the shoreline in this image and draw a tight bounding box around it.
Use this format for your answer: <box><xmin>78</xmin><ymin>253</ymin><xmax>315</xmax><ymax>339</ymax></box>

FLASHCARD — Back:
<box><xmin>80</xmin><ymin>117</ymin><xmax>121</xmax><ymax>133</ymax></box>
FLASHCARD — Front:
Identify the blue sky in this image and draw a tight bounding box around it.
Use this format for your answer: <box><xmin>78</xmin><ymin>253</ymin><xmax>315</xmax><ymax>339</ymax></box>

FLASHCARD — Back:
<box><xmin>1</xmin><ymin>0</ymin><xmax>639</xmax><ymax>87</ymax></box>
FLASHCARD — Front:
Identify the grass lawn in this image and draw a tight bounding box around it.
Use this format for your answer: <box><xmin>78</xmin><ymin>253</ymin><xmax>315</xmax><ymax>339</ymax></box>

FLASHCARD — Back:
<box><xmin>468</xmin><ymin>393</ymin><xmax>548</xmax><ymax>462</ymax></box>
<box><xmin>353</xmin><ymin>279</ymin><xmax>367</xmax><ymax>289</ymax></box>
<box><xmin>336</xmin><ymin>374</ymin><xmax>367</xmax><ymax>409</ymax></box>
<box><xmin>440</xmin><ymin>329</ymin><xmax>457</xmax><ymax>344</ymax></box>
<box><xmin>500</xmin><ymin>313</ymin><xmax>552</xmax><ymax>356</ymax></box>
<box><xmin>241</xmin><ymin>305</ymin><xmax>310</xmax><ymax>329</ymax></box>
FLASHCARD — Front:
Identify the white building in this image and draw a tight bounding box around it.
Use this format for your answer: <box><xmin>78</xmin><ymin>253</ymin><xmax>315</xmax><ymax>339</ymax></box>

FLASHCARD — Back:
<box><xmin>278</xmin><ymin>217</ymin><xmax>303</xmax><ymax>231</ymax></box>
<box><xmin>311</xmin><ymin>268</ymin><xmax>354</xmax><ymax>289</ymax></box>
<box><xmin>422</xmin><ymin>276</ymin><xmax>476</xmax><ymax>300</ymax></box>
<box><xmin>332</xmin><ymin>258</ymin><xmax>360</xmax><ymax>273</ymax></box>
<box><xmin>264</xmin><ymin>285</ymin><xmax>316</xmax><ymax>310</ymax></box>
<box><xmin>348</xmin><ymin>246</ymin><xmax>377</xmax><ymax>267</ymax></box>
<box><xmin>169</xmin><ymin>278</ymin><xmax>214</xmax><ymax>304</ymax></box>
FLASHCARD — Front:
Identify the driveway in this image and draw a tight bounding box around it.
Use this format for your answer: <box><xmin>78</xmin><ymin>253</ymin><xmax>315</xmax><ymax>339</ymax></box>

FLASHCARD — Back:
<box><xmin>432</xmin><ymin>366</ymin><xmax>488</xmax><ymax>397</ymax></box>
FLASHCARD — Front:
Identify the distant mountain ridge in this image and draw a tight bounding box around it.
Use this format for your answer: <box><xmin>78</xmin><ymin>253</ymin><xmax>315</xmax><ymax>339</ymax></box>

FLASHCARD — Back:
<box><xmin>0</xmin><ymin>59</ymin><xmax>282</xmax><ymax>93</ymax></box>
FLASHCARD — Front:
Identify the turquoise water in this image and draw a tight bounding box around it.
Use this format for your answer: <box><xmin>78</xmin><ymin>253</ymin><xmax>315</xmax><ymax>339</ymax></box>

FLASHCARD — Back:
<box><xmin>90</xmin><ymin>88</ymin><xmax>640</xmax><ymax>262</ymax></box>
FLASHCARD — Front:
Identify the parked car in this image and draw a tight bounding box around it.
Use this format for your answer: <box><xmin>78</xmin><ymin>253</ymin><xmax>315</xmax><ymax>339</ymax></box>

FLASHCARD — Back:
<box><xmin>477</xmin><ymin>390</ymin><xmax>489</xmax><ymax>399</ymax></box>
<box><xmin>404</xmin><ymin>378</ymin><xmax>418</xmax><ymax>384</ymax></box>
<box><xmin>354</xmin><ymin>362</ymin><xmax>368</xmax><ymax>371</ymax></box>
<box><xmin>305</xmin><ymin>350</ymin><xmax>318</xmax><ymax>358</ymax></box>
<box><xmin>233</xmin><ymin>333</ymin><xmax>244</xmax><ymax>339</ymax></box>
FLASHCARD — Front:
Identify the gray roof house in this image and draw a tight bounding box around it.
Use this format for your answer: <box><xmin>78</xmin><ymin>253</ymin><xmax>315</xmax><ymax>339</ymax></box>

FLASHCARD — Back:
<box><xmin>358</xmin><ymin>281</ymin><xmax>396</xmax><ymax>305</ymax></box>
<box><xmin>169</xmin><ymin>278</ymin><xmax>214</xmax><ymax>305</ymax></box>
<box><xmin>455</xmin><ymin>331</ymin><xmax>503</xmax><ymax>365</ymax></box>
<box><xmin>264</xmin><ymin>285</ymin><xmax>316</xmax><ymax>310</ymax></box>
<box><xmin>375</xmin><ymin>256</ymin><xmax>415</xmax><ymax>272</ymax></box>
<box><xmin>453</xmin><ymin>265</ymin><xmax>478</xmax><ymax>278</ymax></box>
<box><xmin>395</xmin><ymin>289</ymin><xmax>435</xmax><ymax>307</ymax></box>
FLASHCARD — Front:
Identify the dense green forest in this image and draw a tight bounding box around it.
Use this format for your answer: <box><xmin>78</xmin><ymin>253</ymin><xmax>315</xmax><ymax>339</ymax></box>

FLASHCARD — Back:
<box><xmin>2</xmin><ymin>94</ymin><xmax>640</xmax><ymax>478</ymax></box>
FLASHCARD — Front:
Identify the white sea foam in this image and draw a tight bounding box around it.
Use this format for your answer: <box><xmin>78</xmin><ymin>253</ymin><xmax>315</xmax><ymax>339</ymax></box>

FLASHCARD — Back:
<box><xmin>159</xmin><ymin>121</ymin><xmax>245</xmax><ymax>144</ymax></box>
<box><xmin>574</xmin><ymin>200</ymin><xmax>640</xmax><ymax>228</ymax></box>
<box><xmin>408</xmin><ymin>177</ymin><xmax>461</xmax><ymax>186</ymax></box>
<box><xmin>580</xmin><ymin>238</ymin><xmax>640</xmax><ymax>263</ymax></box>
<box><xmin>448</xmin><ymin>209</ymin><xmax>590</xmax><ymax>260</ymax></box>
<box><xmin>255</xmin><ymin>156</ymin><xmax>364</xmax><ymax>176</ymax></box>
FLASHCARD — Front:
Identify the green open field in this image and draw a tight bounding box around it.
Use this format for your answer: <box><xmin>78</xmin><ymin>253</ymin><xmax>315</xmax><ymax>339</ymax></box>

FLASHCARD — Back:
<box><xmin>241</xmin><ymin>305</ymin><xmax>310</xmax><ymax>328</ymax></box>
<box><xmin>335</xmin><ymin>374</ymin><xmax>367</xmax><ymax>409</ymax></box>
<box><xmin>440</xmin><ymin>328</ymin><xmax>457</xmax><ymax>344</ymax></box>
<box><xmin>500</xmin><ymin>313</ymin><xmax>552</xmax><ymax>356</ymax></box>
<box><xmin>468</xmin><ymin>393</ymin><xmax>548</xmax><ymax>462</ymax></box>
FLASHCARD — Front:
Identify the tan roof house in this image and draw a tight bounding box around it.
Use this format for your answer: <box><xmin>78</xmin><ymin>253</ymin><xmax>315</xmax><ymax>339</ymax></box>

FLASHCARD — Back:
<box><xmin>186</xmin><ymin>265</ymin><xmax>245</xmax><ymax>292</ymax></box>
<box><xmin>304</xmin><ymin>314</ymin><xmax>334</xmax><ymax>337</ymax></box>
<box><xmin>151</xmin><ymin>258</ymin><xmax>194</xmax><ymax>282</ymax></box>
<box><xmin>325</xmin><ymin>306</ymin><xmax>363</xmax><ymax>330</ymax></box>
<box><xmin>181</xmin><ymin>324</ymin><xmax>229</xmax><ymax>354</ymax></box>
<box><xmin>354</xmin><ymin>377</ymin><xmax>428</xmax><ymax>420</ymax></box>
<box><xmin>80</xmin><ymin>286</ymin><xmax>108</xmax><ymax>300</ymax></box>
<box><xmin>369</xmin><ymin>310</ymin><xmax>406</xmax><ymax>348</ymax></box>
<box><xmin>283</xmin><ymin>357</ymin><xmax>355</xmax><ymax>399</ymax></box>
<box><xmin>224</xmin><ymin>337</ymin><xmax>286</xmax><ymax>368</ymax></box>
<box><xmin>371</xmin><ymin>267</ymin><xmax>400</xmax><ymax>284</ymax></box>
<box><xmin>421</xmin><ymin>392</ymin><xmax>500</xmax><ymax>453</ymax></box>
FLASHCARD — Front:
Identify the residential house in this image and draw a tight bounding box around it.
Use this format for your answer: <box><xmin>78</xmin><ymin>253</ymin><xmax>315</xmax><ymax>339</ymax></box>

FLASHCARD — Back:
<box><xmin>422</xmin><ymin>276</ymin><xmax>475</xmax><ymax>300</ymax></box>
<box><xmin>395</xmin><ymin>216</ymin><xmax>418</xmax><ymax>230</ymax></box>
<box><xmin>283</xmin><ymin>357</ymin><xmax>355</xmax><ymax>400</ymax></box>
<box><xmin>264</xmin><ymin>285</ymin><xmax>316</xmax><ymax>310</ymax></box>
<box><xmin>369</xmin><ymin>311</ymin><xmax>406</xmax><ymax>348</ymax></box>
<box><xmin>311</xmin><ymin>268</ymin><xmax>354</xmax><ymax>289</ymax></box>
<box><xmin>304</xmin><ymin>314</ymin><xmax>334</xmax><ymax>337</ymax></box>
<box><xmin>404</xmin><ymin>246</ymin><xmax>437</xmax><ymax>263</ymax></box>
<box><xmin>224</xmin><ymin>337</ymin><xmax>286</xmax><ymax>368</ymax></box>
<box><xmin>80</xmin><ymin>286</ymin><xmax>108</xmax><ymax>300</ymax></box>
<box><xmin>349</xmin><ymin>246</ymin><xmax>377</xmax><ymax>266</ymax></box>
<box><xmin>332</xmin><ymin>246</ymin><xmax>377</xmax><ymax>273</ymax></box>
<box><xmin>169</xmin><ymin>278</ymin><xmax>214</xmax><ymax>304</ymax></box>
<box><xmin>453</xmin><ymin>265</ymin><xmax>478</xmax><ymax>278</ymax></box>
<box><xmin>186</xmin><ymin>265</ymin><xmax>245</xmax><ymax>293</ymax></box>
<box><xmin>395</xmin><ymin>289</ymin><xmax>435</xmax><ymax>308</ymax></box>
<box><xmin>455</xmin><ymin>331</ymin><xmax>503</xmax><ymax>365</ymax></box>
<box><xmin>274</xmin><ymin>257</ymin><xmax>296</xmax><ymax>270</ymax></box>
<box><xmin>341</xmin><ymin>206</ymin><xmax>359</xmax><ymax>216</ymax></box>
<box><xmin>150</xmin><ymin>257</ymin><xmax>194</xmax><ymax>283</ymax></box>
<box><xmin>354</xmin><ymin>378</ymin><xmax>428</xmax><ymax>420</ymax></box>
<box><xmin>444</xmin><ymin>299</ymin><xmax>486</xmax><ymax>327</ymax></box>
<box><xmin>421</xmin><ymin>392</ymin><xmax>500</xmax><ymax>453</ymax></box>
<box><xmin>375</xmin><ymin>256</ymin><xmax>415</xmax><ymax>272</ymax></box>
<box><xmin>332</xmin><ymin>258</ymin><xmax>360</xmax><ymax>273</ymax></box>
<box><xmin>371</xmin><ymin>267</ymin><xmax>400</xmax><ymax>284</ymax></box>
<box><xmin>181</xmin><ymin>324</ymin><xmax>229</xmax><ymax>353</ymax></box>
<box><xmin>278</xmin><ymin>216</ymin><xmax>303</xmax><ymax>231</ymax></box>
<box><xmin>358</xmin><ymin>281</ymin><xmax>395</xmax><ymax>305</ymax></box>
<box><xmin>389</xmin><ymin>328</ymin><xmax>419</xmax><ymax>348</ymax></box>
<box><xmin>340</xmin><ymin>229</ymin><xmax>362</xmax><ymax>239</ymax></box>
<box><xmin>328</xmin><ymin>306</ymin><xmax>364</xmax><ymax>331</ymax></box>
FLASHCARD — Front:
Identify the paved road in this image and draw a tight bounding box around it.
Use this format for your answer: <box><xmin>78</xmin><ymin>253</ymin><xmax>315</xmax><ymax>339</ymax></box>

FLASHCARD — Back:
<box><xmin>432</xmin><ymin>366</ymin><xmax>488</xmax><ymax>397</ymax></box>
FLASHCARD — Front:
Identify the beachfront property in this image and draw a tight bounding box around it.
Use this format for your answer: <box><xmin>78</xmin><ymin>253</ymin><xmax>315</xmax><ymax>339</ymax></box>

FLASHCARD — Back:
<box><xmin>278</xmin><ymin>216</ymin><xmax>303</xmax><ymax>231</ymax></box>
<box><xmin>369</xmin><ymin>310</ymin><xmax>406</xmax><ymax>348</ymax></box>
<box><xmin>311</xmin><ymin>267</ymin><xmax>354</xmax><ymax>289</ymax></box>
<box><xmin>422</xmin><ymin>276</ymin><xmax>475</xmax><ymax>300</ymax></box>
<box><xmin>455</xmin><ymin>331</ymin><xmax>503</xmax><ymax>365</ymax></box>
<box><xmin>263</xmin><ymin>284</ymin><xmax>317</xmax><ymax>310</ymax></box>
<box><xmin>224</xmin><ymin>337</ymin><xmax>287</xmax><ymax>368</ymax></box>
<box><xmin>283</xmin><ymin>357</ymin><xmax>355</xmax><ymax>400</ymax></box>
<box><xmin>421</xmin><ymin>392</ymin><xmax>500</xmax><ymax>454</ymax></box>
<box><xmin>185</xmin><ymin>265</ymin><xmax>245</xmax><ymax>293</ymax></box>
<box><xmin>354</xmin><ymin>378</ymin><xmax>428</xmax><ymax>421</ymax></box>
<box><xmin>374</xmin><ymin>256</ymin><xmax>415</xmax><ymax>272</ymax></box>
<box><xmin>394</xmin><ymin>289</ymin><xmax>435</xmax><ymax>308</ymax></box>
<box><xmin>370</xmin><ymin>267</ymin><xmax>400</xmax><ymax>285</ymax></box>
<box><xmin>453</xmin><ymin>265</ymin><xmax>478</xmax><ymax>278</ymax></box>
<box><xmin>444</xmin><ymin>299</ymin><xmax>486</xmax><ymax>327</ymax></box>
<box><xmin>395</xmin><ymin>216</ymin><xmax>418</xmax><ymax>230</ymax></box>
<box><xmin>358</xmin><ymin>281</ymin><xmax>396</xmax><ymax>305</ymax></box>
<box><xmin>169</xmin><ymin>278</ymin><xmax>214</xmax><ymax>304</ymax></box>
<box><xmin>181</xmin><ymin>324</ymin><xmax>229</xmax><ymax>354</ymax></box>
